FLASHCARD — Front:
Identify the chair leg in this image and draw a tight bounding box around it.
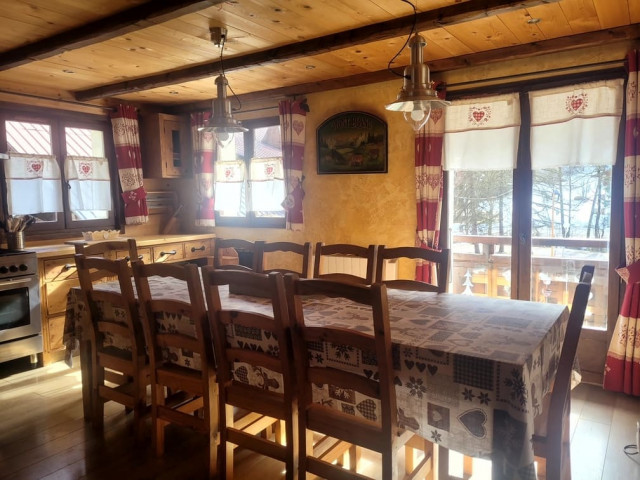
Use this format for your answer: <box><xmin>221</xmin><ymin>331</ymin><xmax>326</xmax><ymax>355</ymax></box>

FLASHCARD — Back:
<box><xmin>152</xmin><ymin>384</ymin><xmax>165</xmax><ymax>457</ymax></box>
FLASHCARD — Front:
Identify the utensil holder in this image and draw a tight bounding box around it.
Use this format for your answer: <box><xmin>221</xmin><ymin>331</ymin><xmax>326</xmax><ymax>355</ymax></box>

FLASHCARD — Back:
<box><xmin>6</xmin><ymin>231</ymin><xmax>25</xmax><ymax>250</ymax></box>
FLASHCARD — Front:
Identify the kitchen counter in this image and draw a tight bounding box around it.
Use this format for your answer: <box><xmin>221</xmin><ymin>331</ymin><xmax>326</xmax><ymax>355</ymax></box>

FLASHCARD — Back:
<box><xmin>28</xmin><ymin>233</ymin><xmax>216</xmax><ymax>259</ymax></box>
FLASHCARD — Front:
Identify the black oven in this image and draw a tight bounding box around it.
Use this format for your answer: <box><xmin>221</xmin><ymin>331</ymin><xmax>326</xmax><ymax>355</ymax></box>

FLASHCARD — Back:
<box><xmin>0</xmin><ymin>250</ymin><xmax>41</xmax><ymax>363</ymax></box>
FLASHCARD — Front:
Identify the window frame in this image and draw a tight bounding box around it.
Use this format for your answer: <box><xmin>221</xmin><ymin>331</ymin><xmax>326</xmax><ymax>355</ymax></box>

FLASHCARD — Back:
<box><xmin>0</xmin><ymin>104</ymin><xmax>121</xmax><ymax>237</ymax></box>
<box><xmin>441</xmin><ymin>68</ymin><xmax>625</xmax><ymax>341</ymax></box>
<box><xmin>214</xmin><ymin>116</ymin><xmax>286</xmax><ymax>229</ymax></box>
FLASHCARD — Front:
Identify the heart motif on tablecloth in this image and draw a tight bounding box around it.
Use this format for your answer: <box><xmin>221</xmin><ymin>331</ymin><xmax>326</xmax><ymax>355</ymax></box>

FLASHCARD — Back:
<box><xmin>263</xmin><ymin>331</ymin><xmax>272</xmax><ymax>339</ymax></box>
<box><xmin>405</xmin><ymin>360</ymin><xmax>415</xmax><ymax>370</ymax></box>
<box><xmin>458</xmin><ymin>408</ymin><xmax>487</xmax><ymax>438</ymax></box>
<box><xmin>427</xmin><ymin>364</ymin><xmax>438</xmax><ymax>375</ymax></box>
<box><xmin>356</xmin><ymin>399</ymin><xmax>377</xmax><ymax>422</ymax></box>
<box><xmin>234</xmin><ymin>366</ymin><xmax>249</xmax><ymax>384</ymax></box>
<box><xmin>416</xmin><ymin>362</ymin><xmax>426</xmax><ymax>372</ymax></box>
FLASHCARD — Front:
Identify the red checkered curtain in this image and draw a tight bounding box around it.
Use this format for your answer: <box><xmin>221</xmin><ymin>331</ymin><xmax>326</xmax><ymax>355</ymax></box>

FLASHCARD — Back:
<box><xmin>110</xmin><ymin>105</ymin><xmax>148</xmax><ymax>224</ymax></box>
<box><xmin>191</xmin><ymin>111</ymin><xmax>216</xmax><ymax>227</ymax></box>
<box><xmin>415</xmin><ymin>105</ymin><xmax>445</xmax><ymax>282</ymax></box>
<box><xmin>604</xmin><ymin>50</ymin><xmax>640</xmax><ymax>396</ymax></box>
<box><xmin>279</xmin><ymin>99</ymin><xmax>307</xmax><ymax>231</ymax></box>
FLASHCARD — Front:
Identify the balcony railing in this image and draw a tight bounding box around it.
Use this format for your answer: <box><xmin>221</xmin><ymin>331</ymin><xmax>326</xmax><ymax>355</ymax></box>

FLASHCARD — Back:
<box><xmin>450</xmin><ymin>234</ymin><xmax>608</xmax><ymax>329</ymax></box>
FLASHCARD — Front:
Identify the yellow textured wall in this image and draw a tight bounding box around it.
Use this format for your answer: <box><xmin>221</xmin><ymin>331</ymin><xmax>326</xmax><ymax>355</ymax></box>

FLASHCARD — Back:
<box><xmin>213</xmin><ymin>80</ymin><xmax>418</xmax><ymax>256</ymax></box>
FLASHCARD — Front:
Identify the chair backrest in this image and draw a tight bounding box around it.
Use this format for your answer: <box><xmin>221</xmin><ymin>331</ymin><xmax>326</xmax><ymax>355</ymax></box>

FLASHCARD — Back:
<box><xmin>75</xmin><ymin>254</ymin><xmax>144</xmax><ymax>358</ymax></box>
<box><xmin>132</xmin><ymin>261</ymin><xmax>213</xmax><ymax>380</ymax></box>
<box><xmin>313</xmin><ymin>242</ymin><xmax>377</xmax><ymax>284</ymax></box>
<box><xmin>255</xmin><ymin>240</ymin><xmax>312</xmax><ymax>278</ymax></box>
<box><xmin>214</xmin><ymin>238</ymin><xmax>258</xmax><ymax>271</ymax></box>
<box><xmin>547</xmin><ymin>265</ymin><xmax>594</xmax><ymax>432</ymax></box>
<box><xmin>286</xmin><ymin>276</ymin><xmax>397</xmax><ymax>476</ymax></box>
<box><xmin>75</xmin><ymin>239</ymin><xmax>139</xmax><ymax>260</ymax></box>
<box><xmin>202</xmin><ymin>267</ymin><xmax>295</xmax><ymax>413</ymax></box>
<box><xmin>75</xmin><ymin>239</ymin><xmax>139</xmax><ymax>281</ymax></box>
<box><xmin>375</xmin><ymin>246</ymin><xmax>450</xmax><ymax>293</ymax></box>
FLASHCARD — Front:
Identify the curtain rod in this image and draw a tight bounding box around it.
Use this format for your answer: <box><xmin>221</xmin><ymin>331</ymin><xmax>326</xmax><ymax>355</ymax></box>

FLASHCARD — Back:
<box><xmin>0</xmin><ymin>89</ymin><xmax>115</xmax><ymax>111</ymax></box>
<box><xmin>444</xmin><ymin>59</ymin><xmax>626</xmax><ymax>91</ymax></box>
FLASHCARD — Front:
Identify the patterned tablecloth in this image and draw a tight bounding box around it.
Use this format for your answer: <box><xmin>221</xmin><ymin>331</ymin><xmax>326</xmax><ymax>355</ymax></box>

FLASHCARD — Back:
<box><xmin>64</xmin><ymin>278</ymin><xmax>569</xmax><ymax>480</ymax></box>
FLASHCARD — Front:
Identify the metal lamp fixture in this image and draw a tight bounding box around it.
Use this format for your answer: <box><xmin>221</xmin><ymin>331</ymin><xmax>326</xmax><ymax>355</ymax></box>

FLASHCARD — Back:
<box><xmin>385</xmin><ymin>33</ymin><xmax>449</xmax><ymax>131</ymax></box>
<box><xmin>198</xmin><ymin>27</ymin><xmax>247</xmax><ymax>146</ymax></box>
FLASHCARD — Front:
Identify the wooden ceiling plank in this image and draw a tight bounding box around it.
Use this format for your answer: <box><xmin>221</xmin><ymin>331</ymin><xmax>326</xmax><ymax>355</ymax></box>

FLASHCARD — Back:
<box><xmin>443</xmin><ymin>17</ymin><xmax>522</xmax><ymax>52</ymax></box>
<box><xmin>423</xmin><ymin>28</ymin><xmax>476</xmax><ymax>57</ymax></box>
<box><xmin>220</xmin><ymin>24</ymin><xmax>639</xmax><ymax>104</ymax></box>
<box><xmin>558</xmin><ymin>0</ymin><xmax>601</xmax><ymax>34</ymax></box>
<box><xmin>497</xmin><ymin>10</ymin><xmax>547</xmax><ymax>43</ymax></box>
<box><xmin>525</xmin><ymin>3</ymin><xmax>573</xmax><ymax>39</ymax></box>
<box><xmin>631</xmin><ymin>0</ymin><xmax>640</xmax><ymax>23</ymax></box>
<box><xmin>73</xmin><ymin>0</ymin><xmax>561</xmax><ymax>100</ymax></box>
<box><xmin>591</xmin><ymin>0</ymin><xmax>631</xmax><ymax>28</ymax></box>
<box><xmin>0</xmin><ymin>0</ymin><xmax>225</xmax><ymax>72</ymax></box>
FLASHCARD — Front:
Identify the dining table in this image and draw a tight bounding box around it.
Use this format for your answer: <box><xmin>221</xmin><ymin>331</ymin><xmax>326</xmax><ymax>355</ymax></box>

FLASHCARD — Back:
<box><xmin>63</xmin><ymin>276</ymin><xmax>569</xmax><ymax>480</ymax></box>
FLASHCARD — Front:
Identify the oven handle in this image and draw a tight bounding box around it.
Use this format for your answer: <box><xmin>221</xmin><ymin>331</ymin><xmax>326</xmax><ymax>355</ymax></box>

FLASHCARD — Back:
<box><xmin>0</xmin><ymin>277</ymin><xmax>35</xmax><ymax>288</ymax></box>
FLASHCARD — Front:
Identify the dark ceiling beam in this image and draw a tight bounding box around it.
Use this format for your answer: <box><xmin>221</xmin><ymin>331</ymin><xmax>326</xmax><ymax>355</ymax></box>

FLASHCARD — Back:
<box><xmin>173</xmin><ymin>24</ymin><xmax>635</xmax><ymax>110</ymax></box>
<box><xmin>0</xmin><ymin>0</ymin><xmax>223</xmax><ymax>72</ymax></box>
<box><xmin>74</xmin><ymin>0</ymin><xmax>560</xmax><ymax>101</ymax></box>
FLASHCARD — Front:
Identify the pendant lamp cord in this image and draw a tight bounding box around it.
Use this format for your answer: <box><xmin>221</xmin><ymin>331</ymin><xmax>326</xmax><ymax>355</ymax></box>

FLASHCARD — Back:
<box><xmin>219</xmin><ymin>34</ymin><xmax>243</xmax><ymax>112</ymax></box>
<box><xmin>387</xmin><ymin>0</ymin><xmax>417</xmax><ymax>79</ymax></box>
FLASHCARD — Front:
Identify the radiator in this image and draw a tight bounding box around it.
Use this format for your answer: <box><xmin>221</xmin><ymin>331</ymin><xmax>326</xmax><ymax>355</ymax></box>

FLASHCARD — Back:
<box><xmin>321</xmin><ymin>256</ymin><xmax>397</xmax><ymax>281</ymax></box>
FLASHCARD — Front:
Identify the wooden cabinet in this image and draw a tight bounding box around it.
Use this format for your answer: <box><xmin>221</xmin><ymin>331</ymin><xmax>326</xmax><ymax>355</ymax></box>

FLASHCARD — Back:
<box><xmin>40</xmin><ymin>255</ymin><xmax>79</xmax><ymax>364</ymax></box>
<box><xmin>141</xmin><ymin>113</ymin><xmax>190</xmax><ymax>178</ymax></box>
<box><xmin>39</xmin><ymin>235</ymin><xmax>214</xmax><ymax>364</ymax></box>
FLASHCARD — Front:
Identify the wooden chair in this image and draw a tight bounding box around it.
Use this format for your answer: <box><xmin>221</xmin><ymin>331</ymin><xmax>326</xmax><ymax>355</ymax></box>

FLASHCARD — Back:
<box><xmin>131</xmin><ymin>261</ymin><xmax>218</xmax><ymax>478</ymax></box>
<box><xmin>375</xmin><ymin>246</ymin><xmax>450</xmax><ymax>293</ymax></box>
<box><xmin>74</xmin><ymin>239</ymin><xmax>139</xmax><ymax>261</ymax></box>
<box><xmin>214</xmin><ymin>238</ymin><xmax>258</xmax><ymax>271</ymax></box>
<box><xmin>286</xmin><ymin>276</ymin><xmax>433</xmax><ymax>480</ymax></box>
<box><xmin>75</xmin><ymin>254</ymin><xmax>149</xmax><ymax>441</ymax></box>
<box><xmin>532</xmin><ymin>264</ymin><xmax>594</xmax><ymax>480</ymax></box>
<box><xmin>202</xmin><ymin>268</ymin><xmax>297</xmax><ymax>479</ymax></box>
<box><xmin>313</xmin><ymin>242</ymin><xmax>377</xmax><ymax>284</ymax></box>
<box><xmin>255</xmin><ymin>240</ymin><xmax>312</xmax><ymax>278</ymax></box>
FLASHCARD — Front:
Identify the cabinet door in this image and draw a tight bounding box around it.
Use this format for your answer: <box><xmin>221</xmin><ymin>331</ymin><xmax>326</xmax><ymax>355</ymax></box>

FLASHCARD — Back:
<box><xmin>162</xmin><ymin>117</ymin><xmax>186</xmax><ymax>177</ymax></box>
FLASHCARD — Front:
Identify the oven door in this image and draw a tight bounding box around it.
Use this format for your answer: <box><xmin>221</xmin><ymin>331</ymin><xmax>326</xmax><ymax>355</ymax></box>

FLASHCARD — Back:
<box><xmin>0</xmin><ymin>274</ymin><xmax>41</xmax><ymax>344</ymax></box>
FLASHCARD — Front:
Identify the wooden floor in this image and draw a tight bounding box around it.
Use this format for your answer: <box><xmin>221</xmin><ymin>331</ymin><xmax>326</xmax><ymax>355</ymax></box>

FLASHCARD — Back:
<box><xmin>1</xmin><ymin>357</ymin><xmax>639</xmax><ymax>480</ymax></box>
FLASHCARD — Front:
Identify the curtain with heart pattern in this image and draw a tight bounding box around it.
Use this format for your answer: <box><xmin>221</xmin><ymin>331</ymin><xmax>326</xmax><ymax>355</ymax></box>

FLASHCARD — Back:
<box><xmin>279</xmin><ymin>99</ymin><xmax>307</xmax><ymax>231</ymax></box>
<box><xmin>415</xmin><ymin>89</ymin><xmax>446</xmax><ymax>282</ymax></box>
<box><xmin>110</xmin><ymin>105</ymin><xmax>148</xmax><ymax>224</ymax></box>
<box><xmin>191</xmin><ymin>111</ymin><xmax>216</xmax><ymax>227</ymax></box>
<box><xmin>603</xmin><ymin>50</ymin><xmax>640</xmax><ymax>396</ymax></box>
<box><xmin>4</xmin><ymin>153</ymin><xmax>63</xmax><ymax>215</ymax></box>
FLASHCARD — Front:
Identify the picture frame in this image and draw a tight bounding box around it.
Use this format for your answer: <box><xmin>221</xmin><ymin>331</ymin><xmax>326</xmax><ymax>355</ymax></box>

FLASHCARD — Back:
<box><xmin>317</xmin><ymin>111</ymin><xmax>388</xmax><ymax>174</ymax></box>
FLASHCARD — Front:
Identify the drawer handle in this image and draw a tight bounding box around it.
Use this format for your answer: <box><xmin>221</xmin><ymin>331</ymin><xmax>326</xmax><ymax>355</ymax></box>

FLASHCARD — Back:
<box><xmin>63</xmin><ymin>263</ymin><xmax>75</xmax><ymax>271</ymax></box>
<box><xmin>161</xmin><ymin>250</ymin><xmax>177</xmax><ymax>256</ymax></box>
<box><xmin>191</xmin><ymin>246</ymin><xmax>206</xmax><ymax>252</ymax></box>
<box><xmin>124</xmin><ymin>255</ymin><xmax>144</xmax><ymax>262</ymax></box>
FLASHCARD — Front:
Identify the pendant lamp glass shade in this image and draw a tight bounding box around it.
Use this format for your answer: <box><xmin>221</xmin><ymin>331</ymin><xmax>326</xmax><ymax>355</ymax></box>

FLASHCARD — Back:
<box><xmin>385</xmin><ymin>34</ymin><xmax>449</xmax><ymax>131</ymax></box>
<box><xmin>198</xmin><ymin>74</ymin><xmax>247</xmax><ymax>146</ymax></box>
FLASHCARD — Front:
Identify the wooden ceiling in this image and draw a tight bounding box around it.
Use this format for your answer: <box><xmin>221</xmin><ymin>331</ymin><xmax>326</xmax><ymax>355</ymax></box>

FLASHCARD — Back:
<box><xmin>0</xmin><ymin>0</ymin><xmax>637</xmax><ymax>109</ymax></box>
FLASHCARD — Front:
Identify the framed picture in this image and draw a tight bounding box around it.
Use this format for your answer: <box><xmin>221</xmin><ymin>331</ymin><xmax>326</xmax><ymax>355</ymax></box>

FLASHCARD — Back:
<box><xmin>317</xmin><ymin>111</ymin><xmax>388</xmax><ymax>174</ymax></box>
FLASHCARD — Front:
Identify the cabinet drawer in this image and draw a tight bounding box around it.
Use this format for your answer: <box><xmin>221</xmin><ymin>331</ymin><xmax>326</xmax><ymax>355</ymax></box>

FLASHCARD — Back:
<box><xmin>184</xmin><ymin>239</ymin><xmax>212</xmax><ymax>260</ymax></box>
<box><xmin>115</xmin><ymin>247</ymin><xmax>152</xmax><ymax>264</ymax></box>
<box><xmin>47</xmin><ymin>315</ymin><xmax>66</xmax><ymax>352</ymax></box>
<box><xmin>45</xmin><ymin>278</ymin><xmax>79</xmax><ymax>316</ymax></box>
<box><xmin>43</xmin><ymin>257</ymin><xmax>78</xmax><ymax>281</ymax></box>
<box><xmin>152</xmin><ymin>243</ymin><xmax>185</xmax><ymax>263</ymax></box>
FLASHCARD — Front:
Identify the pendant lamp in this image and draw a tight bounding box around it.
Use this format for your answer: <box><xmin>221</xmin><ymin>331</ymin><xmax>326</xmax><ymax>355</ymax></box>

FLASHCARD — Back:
<box><xmin>198</xmin><ymin>27</ymin><xmax>247</xmax><ymax>146</ymax></box>
<box><xmin>385</xmin><ymin>33</ymin><xmax>449</xmax><ymax>131</ymax></box>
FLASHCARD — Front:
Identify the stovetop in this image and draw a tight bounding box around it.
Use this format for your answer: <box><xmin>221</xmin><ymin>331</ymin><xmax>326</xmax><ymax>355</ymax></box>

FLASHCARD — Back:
<box><xmin>0</xmin><ymin>249</ymin><xmax>37</xmax><ymax>278</ymax></box>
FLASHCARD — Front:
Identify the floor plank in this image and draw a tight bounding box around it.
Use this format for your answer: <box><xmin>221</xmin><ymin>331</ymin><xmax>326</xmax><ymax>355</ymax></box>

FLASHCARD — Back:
<box><xmin>1</xmin><ymin>360</ymin><xmax>639</xmax><ymax>480</ymax></box>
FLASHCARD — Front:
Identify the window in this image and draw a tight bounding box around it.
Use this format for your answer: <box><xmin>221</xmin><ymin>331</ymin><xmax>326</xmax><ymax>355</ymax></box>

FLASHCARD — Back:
<box><xmin>445</xmin><ymin>77</ymin><xmax>624</xmax><ymax>334</ymax></box>
<box><xmin>214</xmin><ymin>118</ymin><xmax>285</xmax><ymax>228</ymax></box>
<box><xmin>0</xmin><ymin>109</ymin><xmax>116</xmax><ymax>233</ymax></box>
